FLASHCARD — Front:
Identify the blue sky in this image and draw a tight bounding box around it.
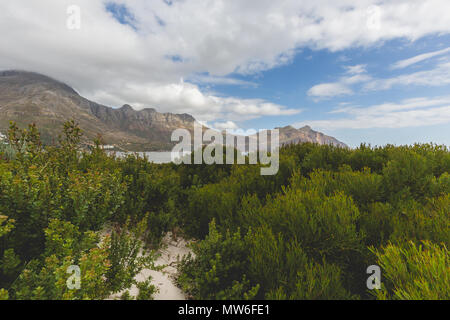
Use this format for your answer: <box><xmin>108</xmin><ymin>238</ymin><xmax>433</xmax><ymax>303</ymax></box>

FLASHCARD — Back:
<box><xmin>208</xmin><ymin>34</ymin><xmax>450</xmax><ymax>146</ymax></box>
<box><xmin>1</xmin><ymin>1</ymin><xmax>449</xmax><ymax>147</ymax></box>
<box><xmin>105</xmin><ymin>2</ymin><xmax>137</xmax><ymax>29</ymax></box>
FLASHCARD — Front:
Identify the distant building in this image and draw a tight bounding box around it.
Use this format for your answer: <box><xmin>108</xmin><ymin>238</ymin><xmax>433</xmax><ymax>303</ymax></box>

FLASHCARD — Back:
<box><xmin>100</xmin><ymin>145</ymin><xmax>115</xmax><ymax>150</ymax></box>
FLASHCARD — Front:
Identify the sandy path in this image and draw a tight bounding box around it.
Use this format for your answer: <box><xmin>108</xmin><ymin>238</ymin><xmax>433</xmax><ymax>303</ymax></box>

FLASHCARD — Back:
<box><xmin>109</xmin><ymin>233</ymin><xmax>192</xmax><ymax>300</ymax></box>
<box><xmin>147</xmin><ymin>233</ymin><xmax>192</xmax><ymax>300</ymax></box>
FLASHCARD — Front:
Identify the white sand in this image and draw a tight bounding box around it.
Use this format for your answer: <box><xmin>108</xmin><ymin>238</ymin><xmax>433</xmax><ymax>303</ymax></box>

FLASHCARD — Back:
<box><xmin>109</xmin><ymin>233</ymin><xmax>192</xmax><ymax>300</ymax></box>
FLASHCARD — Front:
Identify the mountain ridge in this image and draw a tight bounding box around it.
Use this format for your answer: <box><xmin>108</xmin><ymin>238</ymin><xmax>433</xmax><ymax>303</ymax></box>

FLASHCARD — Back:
<box><xmin>0</xmin><ymin>70</ymin><xmax>347</xmax><ymax>150</ymax></box>
<box><xmin>0</xmin><ymin>70</ymin><xmax>198</xmax><ymax>150</ymax></box>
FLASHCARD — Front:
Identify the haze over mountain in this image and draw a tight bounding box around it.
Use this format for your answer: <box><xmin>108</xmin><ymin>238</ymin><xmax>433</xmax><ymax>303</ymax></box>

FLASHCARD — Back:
<box><xmin>0</xmin><ymin>71</ymin><xmax>346</xmax><ymax>150</ymax></box>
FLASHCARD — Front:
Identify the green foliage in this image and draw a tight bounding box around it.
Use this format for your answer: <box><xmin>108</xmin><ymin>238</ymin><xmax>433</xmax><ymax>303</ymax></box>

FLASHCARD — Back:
<box><xmin>9</xmin><ymin>218</ymin><xmax>110</xmax><ymax>299</ymax></box>
<box><xmin>1</xmin><ymin>249</ymin><xmax>21</xmax><ymax>279</ymax></box>
<box><xmin>291</xmin><ymin>166</ymin><xmax>383</xmax><ymax>210</ymax></box>
<box><xmin>120</xmin><ymin>290</ymin><xmax>133</xmax><ymax>300</ymax></box>
<box><xmin>106</xmin><ymin>219</ymin><xmax>156</xmax><ymax>293</ymax></box>
<box><xmin>8</xmin><ymin>219</ymin><xmax>153</xmax><ymax>300</ymax></box>
<box><xmin>113</xmin><ymin>158</ymin><xmax>182</xmax><ymax>246</ymax></box>
<box><xmin>184</xmin><ymin>160</ymin><xmax>295</xmax><ymax>237</ymax></box>
<box><xmin>300</xmin><ymin>143</ymin><xmax>351</xmax><ymax>175</ymax></box>
<box><xmin>247</xmin><ymin>226</ymin><xmax>354</xmax><ymax>300</ymax></box>
<box><xmin>136</xmin><ymin>279</ymin><xmax>157</xmax><ymax>300</ymax></box>
<box><xmin>0</xmin><ymin>121</ymin><xmax>166</xmax><ymax>299</ymax></box>
<box><xmin>388</xmin><ymin>196</ymin><xmax>449</xmax><ymax>245</ymax></box>
<box><xmin>254</xmin><ymin>188</ymin><xmax>363</xmax><ymax>267</ymax></box>
<box><xmin>0</xmin><ymin>121</ymin><xmax>448</xmax><ymax>300</ymax></box>
<box><xmin>178</xmin><ymin>221</ymin><xmax>259</xmax><ymax>300</ymax></box>
<box><xmin>178</xmin><ymin>141</ymin><xmax>449</xmax><ymax>300</ymax></box>
<box><xmin>0</xmin><ymin>288</ymin><xmax>8</xmax><ymax>300</ymax></box>
<box><xmin>6</xmin><ymin>122</ymin><xmax>43</xmax><ymax>164</ymax></box>
<box><xmin>382</xmin><ymin>148</ymin><xmax>435</xmax><ymax>201</ymax></box>
<box><xmin>372</xmin><ymin>241</ymin><xmax>449</xmax><ymax>300</ymax></box>
<box><xmin>0</xmin><ymin>215</ymin><xmax>14</xmax><ymax>238</ymax></box>
<box><xmin>0</xmin><ymin>143</ymin><xmax>17</xmax><ymax>161</ymax></box>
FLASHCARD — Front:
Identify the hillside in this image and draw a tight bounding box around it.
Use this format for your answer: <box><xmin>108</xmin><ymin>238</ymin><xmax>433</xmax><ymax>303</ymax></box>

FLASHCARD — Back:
<box><xmin>0</xmin><ymin>71</ymin><xmax>196</xmax><ymax>151</ymax></box>
<box><xmin>0</xmin><ymin>70</ymin><xmax>347</xmax><ymax>151</ymax></box>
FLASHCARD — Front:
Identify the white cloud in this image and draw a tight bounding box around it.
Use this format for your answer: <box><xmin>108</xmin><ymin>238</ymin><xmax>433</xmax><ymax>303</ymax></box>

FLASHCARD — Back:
<box><xmin>90</xmin><ymin>80</ymin><xmax>300</xmax><ymax>122</ymax></box>
<box><xmin>295</xmin><ymin>96</ymin><xmax>450</xmax><ymax>129</ymax></box>
<box><xmin>309</xmin><ymin>59</ymin><xmax>450</xmax><ymax>99</ymax></box>
<box><xmin>391</xmin><ymin>47</ymin><xmax>450</xmax><ymax>69</ymax></box>
<box><xmin>307</xmin><ymin>83</ymin><xmax>354</xmax><ymax>99</ymax></box>
<box><xmin>212</xmin><ymin>121</ymin><xmax>239</xmax><ymax>130</ymax></box>
<box><xmin>344</xmin><ymin>64</ymin><xmax>367</xmax><ymax>74</ymax></box>
<box><xmin>187</xmin><ymin>74</ymin><xmax>257</xmax><ymax>87</ymax></box>
<box><xmin>1</xmin><ymin>0</ymin><xmax>450</xmax><ymax>122</ymax></box>
<box><xmin>308</xmin><ymin>64</ymin><xmax>371</xmax><ymax>99</ymax></box>
<box><xmin>365</xmin><ymin>61</ymin><xmax>450</xmax><ymax>91</ymax></box>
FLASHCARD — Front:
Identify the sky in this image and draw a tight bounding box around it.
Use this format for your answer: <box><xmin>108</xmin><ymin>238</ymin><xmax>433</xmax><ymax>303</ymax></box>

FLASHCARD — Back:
<box><xmin>0</xmin><ymin>0</ymin><xmax>449</xmax><ymax>147</ymax></box>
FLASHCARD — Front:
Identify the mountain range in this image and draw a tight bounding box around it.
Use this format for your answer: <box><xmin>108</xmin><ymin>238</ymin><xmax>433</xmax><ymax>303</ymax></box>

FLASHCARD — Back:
<box><xmin>0</xmin><ymin>70</ymin><xmax>347</xmax><ymax>151</ymax></box>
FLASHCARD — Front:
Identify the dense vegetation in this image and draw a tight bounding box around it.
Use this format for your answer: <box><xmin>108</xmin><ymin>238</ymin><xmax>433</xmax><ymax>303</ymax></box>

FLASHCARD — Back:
<box><xmin>0</xmin><ymin>122</ymin><xmax>161</xmax><ymax>299</ymax></box>
<box><xmin>0</xmin><ymin>121</ymin><xmax>448</xmax><ymax>300</ymax></box>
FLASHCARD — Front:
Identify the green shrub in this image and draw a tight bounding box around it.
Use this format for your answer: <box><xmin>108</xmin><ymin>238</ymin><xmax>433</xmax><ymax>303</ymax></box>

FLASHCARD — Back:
<box><xmin>372</xmin><ymin>241</ymin><xmax>449</xmax><ymax>300</ymax></box>
<box><xmin>1</xmin><ymin>120</ymin><xmax>448</xmax><ymax>300</ymax></box>
<box><xmin>247</xmin><ymin>226</ymin><xmax>355</xmax><ymax>300</ymax></box>
<box><xmin>178</xmin><ymin>221</ymin><xmax>259</xmax><ymax>300</ymax></box>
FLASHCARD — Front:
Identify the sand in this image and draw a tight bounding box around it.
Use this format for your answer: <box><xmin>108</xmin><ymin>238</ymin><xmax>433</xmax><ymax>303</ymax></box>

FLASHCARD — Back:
<box><xmin>108</xmin><ymin>232</ymin><xmax>192</xmax><ymax>300</ymax></box>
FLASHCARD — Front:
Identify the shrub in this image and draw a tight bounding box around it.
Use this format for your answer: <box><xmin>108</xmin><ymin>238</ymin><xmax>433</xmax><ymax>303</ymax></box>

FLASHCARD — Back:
<box><xmin>372</xmin><ymin>241</ymin><xmax>449</xmax><ymax>300</ymax></box>
<box><xmin>178</xmin><ymin>221</ymin><xmax>259</xmax><ymax>300</ymax></box>
<box><xmin>247</xmin><ymin>226</ymin><xmax>355</xmax><ymax>300</ymax></box>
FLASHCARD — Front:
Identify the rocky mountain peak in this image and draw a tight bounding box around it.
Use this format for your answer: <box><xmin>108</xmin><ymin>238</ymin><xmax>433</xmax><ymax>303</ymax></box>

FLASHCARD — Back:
<box><xmin>0</xmin><ymin>70</ymin><xmax>347</xmax><ymax>150</ymax></box>
<box><xmin>0</xmin><ymin>70</ymin><xmax>78</xmax><ymax>96</ymax></box>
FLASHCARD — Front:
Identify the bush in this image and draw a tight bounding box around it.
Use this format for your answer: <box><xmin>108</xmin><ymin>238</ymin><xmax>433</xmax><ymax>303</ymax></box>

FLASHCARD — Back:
<box><xmin>247</xmin><ymin>226</ymin><xmax>355</xmax><ymax>300</ymax></box>
<box><xmin>372</xmin><ymin>241</ymin><xmax>449</xmax><ymax>300</ymax></box>
<box><xmin>0</xmin><ymin>121</ymin><xmax>164</xmax><ymax>299</ymax></box>
<box><xmin>178</xmin><ymin>221</ymin><xmax>259</xmax><ymax>300</ymax></box>
<box><xmin>179</xmin><ymin>142</ymin><xmax>449</xmax><ymax>299</ymax></box>
<box><xmin>1</xmin><ymin>120</ymin><xmax>449</xmax><ymax>300</ymax></box>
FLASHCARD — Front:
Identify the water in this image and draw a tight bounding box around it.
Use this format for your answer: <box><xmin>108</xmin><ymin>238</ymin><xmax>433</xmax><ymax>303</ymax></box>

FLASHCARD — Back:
<box><xmin>110</xmin><ymin>151</ymin><xmax>191</xmax><ymax>164</ymax></box>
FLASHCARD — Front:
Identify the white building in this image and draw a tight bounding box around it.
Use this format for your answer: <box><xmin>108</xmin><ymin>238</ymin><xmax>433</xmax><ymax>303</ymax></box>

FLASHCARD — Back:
<box><xmin>100</xmin><ymin>145</ymin><xmax>115</xmax><ymax>150</ymax></box>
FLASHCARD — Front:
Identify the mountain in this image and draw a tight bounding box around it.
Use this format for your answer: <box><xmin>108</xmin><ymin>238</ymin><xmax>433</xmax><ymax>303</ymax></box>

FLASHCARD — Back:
<box><xmin>237</xmin><ymin>125</ymin><xmax>347</xmax><ymax>151</ymax></box>
<box><xmin>0</xmin><ymin>70</ymin><xmax>347</xmax><ymax>151</ymax></box>
<box><xmin>276</xmin><ymin>125</ymin><xmax>347</xmax><ymax>148</ymax></box>
<box><xmin>0</xmin><ymin>71</ymin><xmax>196</xmax><ymax>150</ymax></box>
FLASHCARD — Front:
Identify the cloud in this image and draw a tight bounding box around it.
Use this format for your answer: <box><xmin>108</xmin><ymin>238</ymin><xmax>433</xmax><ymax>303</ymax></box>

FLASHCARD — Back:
<box><xmin>307</xmin><ymin>83</ymin><xmax>354</xmax><ymax>99</ymax></box>
<box><xmin>1</xmin><ymin>0</ymin><xmax>450</xmax><ymax>123</ymax></box>
<box><xmin>309</xmin><ymin>59</ymin><xmax>450</xmax><ymax>100</ymax></box>
<box><xmin>391</xmin><ymin>47</ymin><xmax>450</xmax><ymax>69</ymax></box>
<box><xmin>308</xmin><ymin>64</ymin><xmax>371</xmax><ymax>99</ymax></box>
<box><xmin>187</xmin><ymin>74</ymin><xmax>258</xmax><ymax>87</ymax></box>
<box><xmin>344</xmin><ymin>64</ymin><xmax>367</xmax><ymax>74</ymax></box>
<box><xmin>89</xmin><ymin>80</ymin><xmax>300</xmax><ymax>122</ymax></box>
<box><xmin>212</xmin><ymin>121</ymin><xmax>239</xmax><ymax>130</ymax></box>
<box><xmin>295</xmin><ymin>96</ymin><xmax>450</xmax><ymax>129</ymax></box>
<box><xmin>365</xmin><ymin>61</ymin><xmax>450</xmax><ymax>91</ymax></box>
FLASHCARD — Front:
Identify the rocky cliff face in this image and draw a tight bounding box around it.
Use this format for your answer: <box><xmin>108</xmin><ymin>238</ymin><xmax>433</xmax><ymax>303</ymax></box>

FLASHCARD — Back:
<box><xmin>0</xmin><ymin>71</ymin><xmax>197</xmax><ymax>150</ymax></box>
<box><xmin>277</xmin><ymin>125</ymin><xmax>347</xmax><ymax>148</ymax></box>
<box><xmin>236</xmin><ymin>125</ymin><xmax>347</xmax><ymax>152</ymax></box>
<box><xmin>90</xmin><ymin>103</ymin><xmax>195</xmax><ymax>142</ymax></box>
<box><xmin>0</xmin><ymin>70</ymin><xmax>347</xmax><ymax>151</ymax></box>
